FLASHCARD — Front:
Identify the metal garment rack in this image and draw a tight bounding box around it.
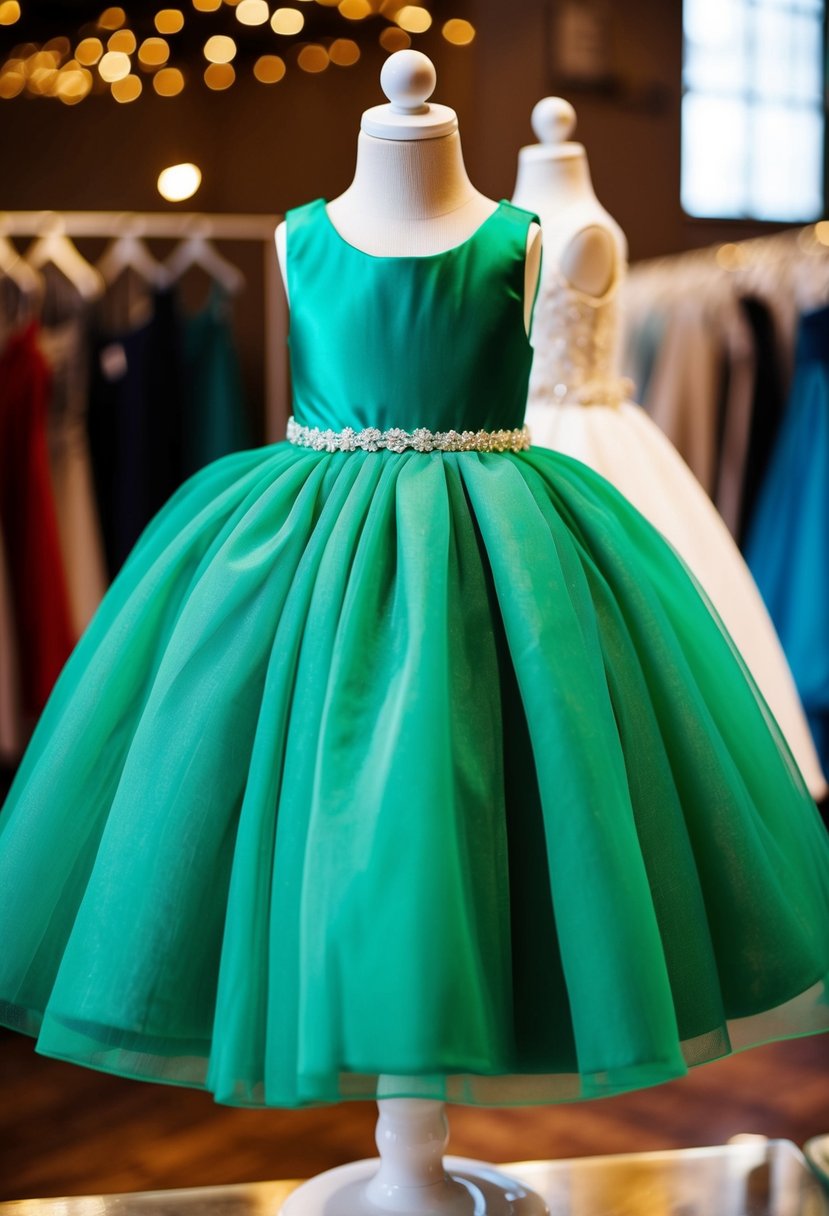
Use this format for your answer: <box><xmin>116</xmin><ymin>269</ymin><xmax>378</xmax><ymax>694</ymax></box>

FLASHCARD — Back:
<box><xmin>0</xmin><ymin>209</ymin><xmax>289</xmax><ymax>441</ymax></box>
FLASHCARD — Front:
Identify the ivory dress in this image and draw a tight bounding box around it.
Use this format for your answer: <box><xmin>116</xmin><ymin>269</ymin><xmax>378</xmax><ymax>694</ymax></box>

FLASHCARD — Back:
<box><xmin>0</xmin><ymin>200</ymin><xmax>827</xmax><ymax>1108</ymax></box>
<box><xmin>525</xmin><ymin>250</ymin><xmax>826</xmax><ymax>800</ymax></box>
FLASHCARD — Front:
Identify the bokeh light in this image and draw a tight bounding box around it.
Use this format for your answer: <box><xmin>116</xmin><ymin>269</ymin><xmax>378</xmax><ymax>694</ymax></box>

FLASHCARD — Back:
<box><xmin>254</xmin><ymin>53</ymin><xmax>286</xmax><ymax>82</ymax></box>
<box><xmin>111</xmin><ymin>72</ymin><xmax>142</xmax><ymax>101</ymax></box>
<box><xmin>153</xmin><ymin>65</ymin><xmax>185</xmax><ymax>94</ymax></box>
<box><xmin>155</xmin><ymin>9</ymin><xmax>185</xmax><ymax>33</ymax></box>
<box><xmin>297</xmin><ymin>43</ymin><xmax>329</xmax><ymax>72</ymax></box>
<box><xmin>204</xmin><ymin>61</ymin><xmax>235</xmax><ymax>88</ymax></box>
<box><xmin>204</xmin><ymin>34</ymin><xmax>237</xmax><ymax>61</ymax></box>
<box><xmin>138</xmin><ymin>37</ymin><xmax>170</xmax><ymax>66</ymax></box>
<box><xmin>98</xmin><ymin>7</ymin><xmax>127</xmax><ymax>30</ymax></box>
<box><xmin>236</xmin><ymin>0</ymin><xmax>269</xmax><ymax>22</ymax></box>
<box><xmin>75</xmin><ymin>37</ymin><xmax>104</xmax><ymax>65</ymax></box>
<box><xmin>107</xmin><ymin>29</ymin><xmax>137</xmax><ymax>53</ymax></box>
<box><xmin>271</xmin><ymin>7</ymin><xmax>304</xmax><ymax>34</ymax></box>
<box><xmin>158</xmin><ymin>162</ymin><xmax>202</xmax><ymax>201</ymax></box>
<box><xmin>329</xmin><ymin>37</ymin><xmax>360</xmax><ymax>65</ymax></box>
<box><xmin>98</xmin><ymin>50</ymin><xmax>131</xmax><ymax>81</ymax></box>
<box><xmin>338</xmin><ymin>0</ymin><xmax>370</xmax><ymax>18</ymax></box>
<box><xmin>394</xmin><ymin>5</ymin><xmax>431</xmax><ymax>32</ymax></box>
<box><xmin>0</xmin><ymin>2</ymin><xmax>21</xmax><ymax>26</ymax></box>
<box><xmin>379</xmin><ymin>26</ymin><xmax>410</xmax><ymax>51</ymax></box>
<box><xmin>442</xmin><ymin>18</ymin><xmax>475</xmax><ymax>45</ymax></box>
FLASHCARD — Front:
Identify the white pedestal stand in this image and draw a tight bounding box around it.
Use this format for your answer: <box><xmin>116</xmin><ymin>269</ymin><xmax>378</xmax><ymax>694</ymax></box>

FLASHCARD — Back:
<box><xmin>280</xmin><ymin>1098</ymin><xmax>549</xmax><ymax>1216</ymax></box>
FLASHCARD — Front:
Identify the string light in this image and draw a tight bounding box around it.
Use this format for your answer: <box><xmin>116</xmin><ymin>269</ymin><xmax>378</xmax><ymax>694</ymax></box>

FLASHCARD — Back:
<box><xmin>153</xmin><ymin>65</ymin><xmax>184</xmax><ymax>94</ymax></box>
<box><xmin>158</xmin><ymin>162</ymin><xmax>201</xmax><ymax>201</ymax></box>
<box><xmin>204</xmin><ymin>34</ymin><xmax>237</xmax><ymax>61</ymax></box>
<box><xmin>108</xmin><ymin>29</ymin><xmax>137</xmax><ymax>53</ymax></box>
<box><xmin>98</xmin><ymin>7</ymin><xmax>127</xmax><ymax>30</ymax></box>
<box><xmin>297</xmin><ymin>43</ymin><xmax>329</xmax><ymax>72</ymax></box>
<box><xmin>112</xmin><ymin>72</ymin><xmax>142</xmax><ymax>100</ymax></box>
<box><xmin>442</xmin><ymin>18</ymin><xmax>474</xmax><ymax>45</ymax></box>
<box><xmin>138</xmin><ymin>37</ymin><xmax>170</xmax><ymax>66</ymax></box>
<box><xmin>155</xmin><ymin>9</ymin><xmax>185</xmax><ymax>33</ymax></box>
<box><xmin>254</xmin><ymin>53</ymin><xmax>286</xmax><ymax>82</ymax></box>
<box><xmin>394</xmin><ymin>5</ymin><xmax>431</xmax><ymax>33</ymax></box>
<box><xmin>98</xmin><ymin>50</ymin><xmax>132</xmax><ymax>81</ymax></box>
<box><xmin>204</xmin><ymin>61</ymin><xmax>235</xmax><ymax>87</ymax></box>
<box><xmin>0</xmin><ymin>2</ymin><xmax>21</xmax><ymax>26</ymax></box>
<box><xmin>236</xmin><ymin>0</ymin><xmax>269</xmax><ymax>22</ymax></box>
<box><xmin>75</xmin><ymin>37</ymin><xmax>104</xmax><ymax>65</ymax></box>
<box><xmin>329</xmin><ymin>37</ymin><xmax>360</xmax><ymax>65</ymax></box>
<box><xmin>271</xmin><ymin>7</ymin><xmax>304</xmax><ymax>34</ymax></box>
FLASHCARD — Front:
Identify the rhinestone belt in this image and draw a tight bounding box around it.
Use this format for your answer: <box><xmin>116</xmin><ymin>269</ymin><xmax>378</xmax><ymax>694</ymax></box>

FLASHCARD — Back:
<box><xmin>286</xmin><ymin>417</ymin><xmax>532</xmax><ymax>454</ymax></box>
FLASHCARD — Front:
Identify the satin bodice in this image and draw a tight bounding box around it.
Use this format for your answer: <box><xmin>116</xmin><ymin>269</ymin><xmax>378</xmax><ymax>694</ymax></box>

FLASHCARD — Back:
<box><xmin>286</xmin><ymin>199</ymin><xmax>538</xmax><ymax>433</ymax></box>
<box><xmin>528</xmin><ymin>254</ymin><xmax>630</xmax><ymax>408</ymax></box>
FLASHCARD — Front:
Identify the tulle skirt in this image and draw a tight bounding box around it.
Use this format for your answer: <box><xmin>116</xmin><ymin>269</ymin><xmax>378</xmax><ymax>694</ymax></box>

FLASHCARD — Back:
<box><xmin>526</xmin><ymin>396</ymin><xmax>826</xmax><ymax>800</ymax></box>
<box><xmin>1</xmin><ymin>441</ymin><xmax>827</xmax><ymax>1107</ymax></box>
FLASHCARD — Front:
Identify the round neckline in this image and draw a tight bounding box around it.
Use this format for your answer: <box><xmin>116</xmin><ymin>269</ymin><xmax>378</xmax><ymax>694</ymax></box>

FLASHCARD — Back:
<box><xmin>316</xmin><ymin>197</ymin><xmax>508</xmax><ymax>263</ymax></box>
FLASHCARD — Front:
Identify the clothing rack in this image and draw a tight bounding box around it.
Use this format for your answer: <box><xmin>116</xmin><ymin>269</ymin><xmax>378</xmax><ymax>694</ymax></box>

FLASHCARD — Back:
<box><xmin>0</xmin><ymin>209</ymin><xmax>289</xmax><ymax>440</ymax></box>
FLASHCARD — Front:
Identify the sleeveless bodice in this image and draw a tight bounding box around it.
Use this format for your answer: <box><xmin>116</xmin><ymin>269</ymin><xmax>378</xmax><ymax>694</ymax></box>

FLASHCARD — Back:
<box><xmin>527</xmin><ymin>256</ymin><xmax>631</xmax><ymax>408</ymax></box>
<box><xmin>286</xmin><ymin>199</ymin><xmax>537</xmax><ymax>434</ymax></box>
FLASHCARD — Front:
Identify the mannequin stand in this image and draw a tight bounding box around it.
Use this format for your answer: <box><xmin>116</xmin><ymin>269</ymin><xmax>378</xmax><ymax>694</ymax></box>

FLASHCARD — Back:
<box><xmin>280</xmin><ymin>1098</ymin><xmax>549</xmax><ymax>1216</ymax></box>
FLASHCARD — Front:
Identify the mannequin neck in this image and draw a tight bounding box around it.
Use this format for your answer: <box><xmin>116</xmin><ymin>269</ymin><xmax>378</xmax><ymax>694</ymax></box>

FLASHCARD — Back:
<box><xmin>333</xmin><ymin>129</ymin><xmax>483</xmax><ymax>222</ymax></box>
<box><xmin>512</xmin><ymin>145</ymin><xmax>598</xmax><ymax>212</ymax></box>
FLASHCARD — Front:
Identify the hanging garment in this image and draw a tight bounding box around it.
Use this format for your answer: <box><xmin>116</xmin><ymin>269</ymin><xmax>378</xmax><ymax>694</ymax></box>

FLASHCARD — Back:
<box><xmin>0</xmin><ymin>524</ymin><xmax>22</xmax><ymax>763</ymax></box>
<box><xmin>39</xmin><ymin>316</ymin><xmax>108</xmax><ymax>636</ymax></box>
<box><xmin>746</xmin><ymin>303</ymin><xmax>829</xmax><ymax>776</ymax></box>
<box><xmin>0</xmin><ymin>322</ymin><xmax>74</xmax><ymax>720</ymax></box>
<box><xmin>181</xmin><ymin>285</ymin><xmax>251</xmax><ymax>478</ymax></box>
<box><xmin>88</xmin><ymin>288</ymin><xmax>184</xmax><ymax>576</ymax></box>
<box><xmin>737</xmin><ymin>296</ymin><xmax>787</xmax><ymax>546</ymax></box>
<box><xmin>525</xmin><ymin>253</ymin><xmax>826</xmax><ymax>800</ymax></box>
<box><xmin>0</xmin><ymin>201</ymin><xmax>827</xmax><ymax>1110</ymax></box>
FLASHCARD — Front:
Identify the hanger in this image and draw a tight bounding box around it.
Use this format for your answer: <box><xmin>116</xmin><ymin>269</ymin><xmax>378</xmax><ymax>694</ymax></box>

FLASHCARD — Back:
<box><xmin>0</xmin><ymin>233</ymin><xmax>43</xmax><ymax>297</ymax></box>
<box><xmin>25</xmin><ymin>214</ymin><xmax>104</xmax><ymax>301</ymax></box>
<box><xmin>97</xmin><ymin>218</ymin><xmax>170</xmax><ymax>289</ymax></box>
<box><xmin>165</xmin><ymin>226</ymin><xmax>244</xmax><ymax>295</ymax></box>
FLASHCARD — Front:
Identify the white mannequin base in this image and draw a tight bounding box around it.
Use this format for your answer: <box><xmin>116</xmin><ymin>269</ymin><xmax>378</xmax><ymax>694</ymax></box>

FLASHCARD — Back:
<box><xmin>280</xmin><ymin>1099</ymin><xmax>548</xmax><ymax>1216</ymax></box>
<box><xmin>280</xmin><ymin>1156</ymin><xmax>548</xmax><ymax>1216</ymax></box>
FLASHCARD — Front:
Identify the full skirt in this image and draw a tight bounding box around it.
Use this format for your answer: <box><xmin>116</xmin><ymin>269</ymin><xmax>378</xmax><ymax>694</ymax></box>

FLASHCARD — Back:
<box><xmin>1</xmin><ymin>441</ymin><xmax>828</xmax><ymax>1107</ymax></box>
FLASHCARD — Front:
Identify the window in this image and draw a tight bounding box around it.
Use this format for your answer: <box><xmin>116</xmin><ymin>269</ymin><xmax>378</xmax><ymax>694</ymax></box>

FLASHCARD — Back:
<box><xmin>682</xmin><ymin>0</ymin><xmax>826</xmax><ymax>221</ymax></box>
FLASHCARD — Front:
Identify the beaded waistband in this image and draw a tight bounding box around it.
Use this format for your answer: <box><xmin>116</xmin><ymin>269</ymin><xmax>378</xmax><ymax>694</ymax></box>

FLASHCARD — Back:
<box><xmin>287</xmin><ymin>417</ymin><xmax>532</xmax><ymax>454</ymax></box>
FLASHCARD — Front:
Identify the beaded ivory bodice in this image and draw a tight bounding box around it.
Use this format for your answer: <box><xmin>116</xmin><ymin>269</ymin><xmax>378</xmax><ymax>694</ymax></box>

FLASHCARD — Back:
<box><xmin>528</xmin><ymin>259</ymin><xmax>633</xmax><ymax>409</ymax></box>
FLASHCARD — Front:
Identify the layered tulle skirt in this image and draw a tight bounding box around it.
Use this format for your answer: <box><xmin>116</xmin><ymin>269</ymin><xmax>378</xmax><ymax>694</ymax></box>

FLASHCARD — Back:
<box><xmin>526</xmin><ymin>397</ymin><xmax>827</xmax><ymax>799</ymax></box>
<box><xmin>0</xmin><ymin>441</ymin><xmax>827</xmax><ymax>1107</ymax></box>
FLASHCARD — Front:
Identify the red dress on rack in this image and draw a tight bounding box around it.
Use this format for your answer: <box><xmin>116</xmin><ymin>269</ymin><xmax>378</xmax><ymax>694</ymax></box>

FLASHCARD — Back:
<box><xmin>0</xmin><ymin>321</ymin><xmax>74</xmax><ymax>718</ymax></box>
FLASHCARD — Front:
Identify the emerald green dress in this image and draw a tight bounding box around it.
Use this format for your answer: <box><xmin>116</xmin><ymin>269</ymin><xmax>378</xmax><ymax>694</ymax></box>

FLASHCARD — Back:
<box><xmin>0</xmin><ymin>199</ymin><xmax>827</xmax><ymax>1109</ymax></box>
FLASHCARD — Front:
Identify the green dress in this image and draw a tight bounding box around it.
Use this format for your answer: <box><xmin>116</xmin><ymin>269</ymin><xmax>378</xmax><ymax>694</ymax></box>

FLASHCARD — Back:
<box><xmin>0</xmin><ymin>199</ymin><xmax>827</xmax><ymax>1109</ymax></box>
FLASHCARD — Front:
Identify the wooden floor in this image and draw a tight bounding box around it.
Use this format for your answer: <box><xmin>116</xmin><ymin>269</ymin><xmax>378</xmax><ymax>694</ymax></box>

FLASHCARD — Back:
<box><xmin>1</xmin><ymin>1030</ymin><xmax>827</xmax><ymax>1202</ymax></box>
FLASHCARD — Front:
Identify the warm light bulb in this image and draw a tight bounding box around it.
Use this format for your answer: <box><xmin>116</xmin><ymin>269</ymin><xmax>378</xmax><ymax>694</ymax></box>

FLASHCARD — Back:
<box><xmin>236</xmin><ymin>0</ymin><xmax>269</xmax><ymax>22</ymax></box>
<box><xmin>158</xmin><ymin>162</ymin><xmax>202</xmax><ymax>201</ymax></box>
<box><xmin>394</xmin><ymin>5</ymin><xmax>431</xmax><ymax>32</ymax></box>
<box><xmin>138</xmin><ymin>37</ymin><xmax>170</xmax><ymax>66</ymax></box>
<box><xmin>442</xmin><ymin>18</ymin><xmax>474</xmax><ymax>45</ymax></box>
<box><xmin>271</xmin><ymin>7</ymin><xmax>304</xmax><ymax>34</ymax></box>
<box><xmin>153</xmin><ymin>65</ymin><xmax>185</xmax><ymax>94</ymax></box>
<box><xmin>204</xmin><ymin>33</ymin><xmax>236</xmax><ymax>61</ymax></box>
<box><xmin>254</xmin><ymin>53</ymin><xmax>286</xmax><ymax>82</ymax></box>
<box><xmin>204</xmin><ymin>61</ymin><xmax>235</xmax><ymax>88</ymax></box>
<box><xmin>98</xmin><ymin>50</ymin><xmax>131</xmax><ymax>81</ymax></box>
<box><xmin>0</xmin><ymin>2</ymin><xmax>21</xmax><ymax>26</ymax></box>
